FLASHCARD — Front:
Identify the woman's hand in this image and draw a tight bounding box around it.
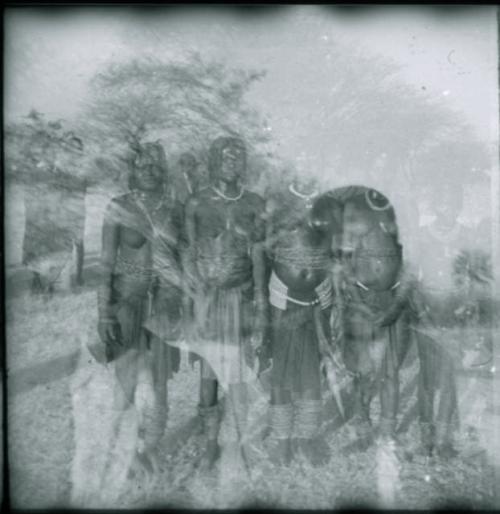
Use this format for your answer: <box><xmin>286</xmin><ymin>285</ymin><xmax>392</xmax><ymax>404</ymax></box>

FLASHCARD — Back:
<box><xmin>98</xmin><ymin>318</ymin><xmax>123</xmax><ymax>348</ymax></box>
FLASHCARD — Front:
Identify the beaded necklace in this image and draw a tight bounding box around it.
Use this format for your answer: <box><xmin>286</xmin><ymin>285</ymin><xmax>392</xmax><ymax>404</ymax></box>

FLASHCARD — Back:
<box><xmin>288</xmin><ymin>183</ymin><xmax>319</xmax><ymax>209</ymax></box>
<box><xmin>211</xmin><ymin>185</ymin><xmax>244</xmax><ymax>201</ymax></box>
<box><xmin>132</xmin><ymin>190</ymin><xmax>166</xmax><ymax>237</ymax></box>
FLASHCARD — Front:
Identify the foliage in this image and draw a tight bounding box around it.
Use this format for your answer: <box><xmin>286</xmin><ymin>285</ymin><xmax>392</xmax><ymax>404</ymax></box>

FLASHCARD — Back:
<box><xmin>5</xmin><ymin>109</ymin><xmax>89</xmax><ymax>190</ymax></box>
<box><xmin>453</xmin><ymin>249</ymin><xmax>494</xmax><ymax>288</ymax></box>
<box><xmin>452</xmin><ymin>249</ymin><xmax>495</xmax><ymax>327</ymax></box>
<box><xmin>8</xmin><ymin>290</ymin><xmax>497</xmax><ymax>509</ymax></box>
<box><xmin>410</xmin><ymin>138</ymin><xmax>493</xmax><ymax>190</ymax></box>
<box><xmin>282</xmin><ymin>42</ymin><xmax>490</xmax><ymax>191</ymax></box>
<box><xmin>80</xmin><ymin>53</ymin><xmax>273</xmax><ymax>187</ymax></box>
<box><xmin>8</xmin><ymin>47</ymin><xmax>489</xmax><ymax>196</ymax></box>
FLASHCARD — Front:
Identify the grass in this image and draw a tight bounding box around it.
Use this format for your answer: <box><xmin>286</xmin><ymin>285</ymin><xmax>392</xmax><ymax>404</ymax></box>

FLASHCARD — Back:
<box><xmin>6</xmin><ymin>289</ymin><xmax>500</xmax><ymax>509</ymax></box>
<box><xmin>7</xmin><ymin>291</ymin><xmax>91</xmax><ymax>508</ymax></box>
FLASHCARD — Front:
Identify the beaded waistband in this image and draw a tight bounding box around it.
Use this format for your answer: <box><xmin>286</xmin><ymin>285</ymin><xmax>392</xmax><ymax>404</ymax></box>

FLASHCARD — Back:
<box><xmin>269</xmin><ymin>270</ymin><xmax>333</xmax><ymax>310</ymax></box>
<box><xmin>274</xmin><ymin>246</ymin><xmax>331</xmax><ymax>270</ymax></box>
<box><xmin>114</xmin><ymin>256</ymin><xmax>155</xmax><ymax>279</ymax></box>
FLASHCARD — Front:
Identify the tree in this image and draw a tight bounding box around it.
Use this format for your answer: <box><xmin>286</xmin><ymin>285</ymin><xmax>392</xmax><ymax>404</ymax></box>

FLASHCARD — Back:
<box><xmin>5</xmin><ymin>109</ymin><xmax>87</xmax><ymax>189</ymax></box>
<box><xmin>453</xmin><ymin>249</ymin><xmax>494</xmax><ymax>327</ymax></box>
<box><xmin>339</xmin><ymin>47</ymin><xmax>491</xmax><ymax>255</ymax></box>
<box><xmin>78</xmin><ymin>45</ymin><xmax>491</xmax><ymax>200</ymax></box>
<box><xmin>250</xmin><ymin>40</ymin><xmax>489</xmax><ymax>198</ymax></box>
<box><xmin>267</xmin><ymin>41</ymin><xmax>475</xmax><ymax>185</ymax></box>
<box><xmin>453</xmin><ymin>249</ymin><xmax>493</xmax><ymax>291</ymax></box>
<box><xmin>410</xmin><ymin>138</ymin><xmax>492</xmax><ymax>191</ymax></box>
<box><xmin>5</xmin><ymin>110</ymin><xmax>89</xmax><ymax>290</ymax></box>
<box><xmin>80</xmin><ymin>53</ymin><xmax>274</xmax><ymax>190</ymax></box>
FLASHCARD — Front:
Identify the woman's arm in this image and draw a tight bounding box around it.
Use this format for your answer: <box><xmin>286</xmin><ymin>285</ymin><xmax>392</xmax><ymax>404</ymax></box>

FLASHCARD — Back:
<box><xmin>97</xmin><ymin>200</ymin><xmax>122</xmax><ymax>347</ymax></box>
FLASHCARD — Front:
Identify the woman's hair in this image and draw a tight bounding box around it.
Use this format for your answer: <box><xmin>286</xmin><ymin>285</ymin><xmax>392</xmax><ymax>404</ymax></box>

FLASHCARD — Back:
<box><xmin>342</xmin><ymin>186</ymin><xmax>402</xmax><ymax>249</ymax></box>
<box><xmin>207</xmin><ymin>136</ymin><xmax>246</xmax><ymax>182</ymax></box>
<box><xmin>127</xmin><ymin>141</ymin><xmax>168</xmax><ymax>190</ymax></box>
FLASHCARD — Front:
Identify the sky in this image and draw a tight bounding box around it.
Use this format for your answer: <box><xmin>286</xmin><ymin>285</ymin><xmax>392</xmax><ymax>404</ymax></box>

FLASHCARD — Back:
<box><xmin>4</xmin><ymin>6</ymin><xmax>499</xmax><ymax>270</ymax></box>
<box><xmin>5</xmin><ymin>6</ymin><xmax>498</xmax><ymax>141</ymax></box>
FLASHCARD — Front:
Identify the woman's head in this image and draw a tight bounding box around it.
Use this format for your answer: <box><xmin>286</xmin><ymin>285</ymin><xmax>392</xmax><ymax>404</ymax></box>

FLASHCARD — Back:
<box><xmin>128</xmin><ymin>142</ymin><xmax>168</xmax><ymax>192</ymax></box>
<box><xmin>430</xmin><ymin>180</ymin><xmax>464</xmax><ymax>224</ymax></box>
<box><xmin>352</xmin><ymin>228</ymin><xmax>402</xmax><ymax>291</ymax></box>
<box><xmin>208</xmin><ymin>136</ymin><xmax>247</xmax><ymax>184</ymax></box>
<box><xmin>340</xmin><ymin>187</ymin><xmax>402</xmax><ymax>290</ymax></box>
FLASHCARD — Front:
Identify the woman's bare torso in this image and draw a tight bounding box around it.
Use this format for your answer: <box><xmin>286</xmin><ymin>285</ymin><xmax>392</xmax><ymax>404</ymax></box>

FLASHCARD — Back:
<box><xmin>110</xmin><ymin>194</ymin><xmax>180</xmax><ymax>297</ymax></box>
<box><xmin>193</xmin><ymin>190</ymin><xmax>263</xmax><ymax>288</ymax></box>
<box><xmin>269</xmin><ymin>196</ymin><xmax>336</xmax><ymax>300</ymax></box>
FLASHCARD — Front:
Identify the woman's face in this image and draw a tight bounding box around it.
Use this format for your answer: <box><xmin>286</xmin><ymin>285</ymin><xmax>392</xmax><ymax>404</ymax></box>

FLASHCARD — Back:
<box><xmin>293</xmin><ymin>174</ymin><xmax>319</xmax><ymax>195</ymax></box>
<box><xmin>352</xmin><ymin>231</ymin><xmax>402</xmax><ymax>291</ymax></box>
<box><xmin>433</xmin><ymin>185</ymin><xmax>463</xmax><ymax>223</ymax></box>
<box><xmin>219</xmin><ymin>144</ymin><xmax>246</xmax><ymax>183</ymax></box>
<box><xmin>133</xmin><ymin>153</ymin><xmax>164</xmax><ymax>191</ymax></box>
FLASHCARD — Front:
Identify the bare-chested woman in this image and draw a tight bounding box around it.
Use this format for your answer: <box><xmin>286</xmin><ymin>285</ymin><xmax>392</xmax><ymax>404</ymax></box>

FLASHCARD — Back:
<box><xmin>183</xmin><ymin>136</ymin><xmax>267</xmax><ymax>468</ymax></box>
<box><xmin>332</xmin><ymin>186</ymin><xmax>411</xmax><ymax>450</ymax></box>
<box><xmin>264</xmin><ymin>174</ymin><xmax>342</xmax><ymax>466</ymax></box>
<box><xmin>97</xmin><ymin>142</ymin><xmax>183</xmax><ymax>476</ymax></box>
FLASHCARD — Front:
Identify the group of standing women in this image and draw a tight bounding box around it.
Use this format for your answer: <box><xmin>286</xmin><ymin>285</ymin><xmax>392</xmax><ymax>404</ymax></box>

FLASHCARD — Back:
<box><xmin>96</xmin><ymin>135</ymin><xmax>476</xmax><ymax>477</ymax></box>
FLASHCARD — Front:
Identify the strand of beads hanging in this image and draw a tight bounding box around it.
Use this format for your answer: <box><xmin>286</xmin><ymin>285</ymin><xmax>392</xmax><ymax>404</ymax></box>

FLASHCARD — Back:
<box><xmin>131</xmin><ymin>190</ymin><xmax>168</xmax><ymax>238</ymax></box>
<box><xmin>132</xmin><ymin>190</ymin><xmax>166</xmax><ymax>215</ymax></box>
<box><xmin>211</xmin><ymin>185</ymin><xmax>245</xmax><ymax>202</ymax></box>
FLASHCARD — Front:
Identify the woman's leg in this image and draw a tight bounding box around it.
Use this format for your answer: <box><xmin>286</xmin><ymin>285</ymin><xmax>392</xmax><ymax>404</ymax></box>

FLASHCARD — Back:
<box><xmin>416</xmin><ymin>333</ymin><xmax>437</xmax><ymax>423</ymax></box>
<box><xmin>269</xmin><ymin>387</ymin><xmax>293</xmax><ymax>465</ymax></box>
<box><xmin>293</xmin><ymin>386</ymin><xmax>329</xmax><ymax>465</ymax></box>
<box><xmin>379</xmin><ymin>372</ymin><xmax>399</xmax><ymax>439</ymax></box>
<box><xmin>198</xmin><ymin>361</ymin><xmax>220</xmax><ymax>468</ymax></box>
<box><xmin>434</xmin><ymin>350</ymin><xmax>458</xmax><ymax>459</ymax></box>
<box><xmin>379</xmin><ymin>328</ymin><xmax>402</xmax><ymax>440</ymax></box>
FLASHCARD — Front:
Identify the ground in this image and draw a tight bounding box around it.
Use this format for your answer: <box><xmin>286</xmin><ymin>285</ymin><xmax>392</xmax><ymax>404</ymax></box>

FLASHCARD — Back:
<box><xmin>6</xmin><ymin>287</ymin><xmax>500</xmax><ymax>509</ymax></box>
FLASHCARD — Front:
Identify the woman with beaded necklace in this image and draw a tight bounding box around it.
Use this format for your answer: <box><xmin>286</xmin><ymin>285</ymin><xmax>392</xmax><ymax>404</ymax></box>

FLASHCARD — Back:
<box><xmin>96</xmin><ymin>141</ymin><xmax>184</xmax><ymax>477</ymax></box>
<box><xmin>264</xmin><ymin>172</ymin><xmax>343</xmax><ymax>466</ymax></box>
<box><xmin>182</xmin><ymin>136</ymin><xmax>267</xmax><ymax>470</ymax></box>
